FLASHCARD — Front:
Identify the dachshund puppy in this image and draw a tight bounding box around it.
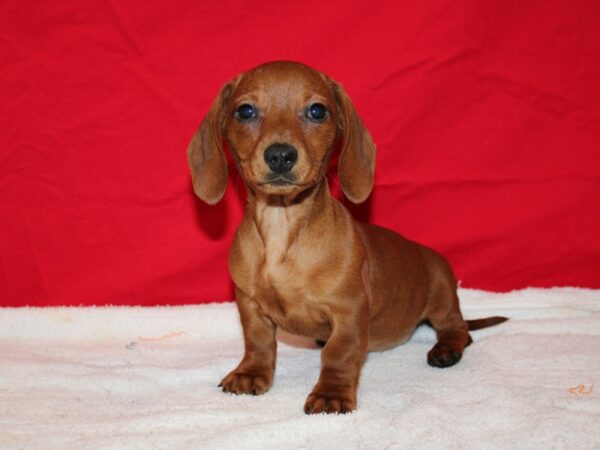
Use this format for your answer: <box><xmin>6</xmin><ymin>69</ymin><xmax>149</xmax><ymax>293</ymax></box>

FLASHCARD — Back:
<box><xmin>188</xmin><ymin>61</ymin><xmax>507</xmax><ymax>414</ymax></box>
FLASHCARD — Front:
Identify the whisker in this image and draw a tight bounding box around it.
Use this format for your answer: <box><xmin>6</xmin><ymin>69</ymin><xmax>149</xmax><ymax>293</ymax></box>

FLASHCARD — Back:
<box><xmin>326</xmin><ymin>172</ymin><xmax>341</xmax><ymax>191</ymax></box>
<box><xmin>234</xmin><ymin>175</ymin><xmax>240</xmax><ymax>202</ymax></box>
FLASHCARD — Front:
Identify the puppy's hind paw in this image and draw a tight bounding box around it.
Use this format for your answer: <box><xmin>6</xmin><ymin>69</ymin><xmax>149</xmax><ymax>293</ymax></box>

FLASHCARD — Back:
<box><xmin>427</xmin><ymin>344</ymin><xmax>463</xmax><ymax>368</ymax></box>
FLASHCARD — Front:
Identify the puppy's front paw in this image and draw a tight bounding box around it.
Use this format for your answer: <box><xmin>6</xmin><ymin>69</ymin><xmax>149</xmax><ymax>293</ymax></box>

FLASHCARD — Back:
<box><xmin>304</xmin><ymin>390</ymin><xmax>355</xmax><ymax>414</ymax></box>
<box><xmin>219</xmin><ymin>369</ymin><xmax>272</xmax><ymax>395</ymax></box>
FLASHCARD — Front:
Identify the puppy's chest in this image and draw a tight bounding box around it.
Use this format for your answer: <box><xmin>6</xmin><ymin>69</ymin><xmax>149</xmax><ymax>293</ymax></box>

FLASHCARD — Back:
<box><xmin>259</xmin><ymin>207</ymin><xmax>291</xmax><ymax>282</ymax></box>
<box><xmin>238</xmin><ymin>209</ymin><xmax>328</xmax><ymax>336</ymax></box>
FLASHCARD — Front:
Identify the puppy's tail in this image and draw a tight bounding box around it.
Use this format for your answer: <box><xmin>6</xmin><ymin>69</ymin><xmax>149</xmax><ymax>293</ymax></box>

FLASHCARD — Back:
<box><xmin>466</xmin><ymin>316</ymin><xmax>508</xmax><ymax>331</ymax></box>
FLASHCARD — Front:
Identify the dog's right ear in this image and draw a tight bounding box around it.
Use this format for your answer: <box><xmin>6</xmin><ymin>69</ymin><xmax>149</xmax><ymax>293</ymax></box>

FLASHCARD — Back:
<box><xmin>187</xmin><ymin>81</ymin><xmax>233</xmax><ymax>205</ymax></box>
<box><xmin>332</xmin><ymin>82</ymin><xmax>376</xmax><ymax>204</ymax></box>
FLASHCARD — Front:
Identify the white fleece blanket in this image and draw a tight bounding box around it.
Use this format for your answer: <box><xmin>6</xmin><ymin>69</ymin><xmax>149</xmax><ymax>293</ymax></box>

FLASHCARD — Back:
<box><xmin>1</xmin><ymin>288</ymin><xmax>599</xmax><ymax>449</ymax></box>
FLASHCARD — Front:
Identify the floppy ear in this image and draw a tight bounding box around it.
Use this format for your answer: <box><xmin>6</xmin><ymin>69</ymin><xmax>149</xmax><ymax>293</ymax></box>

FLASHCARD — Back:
<box><xmin>333</xmin><ymin>83</ymin><xmax>376</xmax><ymax>204</ymax></box>
<box><xmin>187</xmin><ymin>81</ymin><xmax>233</xmax><ymax>205</ymax></box>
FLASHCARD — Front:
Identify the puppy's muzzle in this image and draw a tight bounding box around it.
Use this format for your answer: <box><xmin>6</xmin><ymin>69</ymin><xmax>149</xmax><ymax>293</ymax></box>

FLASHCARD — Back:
<box><xmin>264</xmin><ymin>144</ymin><xmax>298</xmax><ymax>174</ymax></box>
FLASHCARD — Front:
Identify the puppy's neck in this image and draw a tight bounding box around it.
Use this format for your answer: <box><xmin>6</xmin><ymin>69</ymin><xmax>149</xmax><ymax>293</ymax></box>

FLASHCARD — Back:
<box><xmin>248</xmin><ymin>180</ymin><xmax>332</xmax><ymax>244</ymax></box>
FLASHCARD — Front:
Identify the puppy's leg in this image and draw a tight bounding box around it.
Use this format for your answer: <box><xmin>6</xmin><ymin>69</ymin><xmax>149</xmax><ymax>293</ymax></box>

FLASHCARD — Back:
<box><xmin>304</xmin><ymin>302</ymin><xmax>368</xmax><ymax>414</ymax></box>
<box><xmin>426</xmin><ymin>291</ymin><xmax>471</xmax><ymax>368</ymax></box>
<box><xmin>220</xmin><ymin>288</ymin><xmax>277</xmax><ymax>395</ymax></box>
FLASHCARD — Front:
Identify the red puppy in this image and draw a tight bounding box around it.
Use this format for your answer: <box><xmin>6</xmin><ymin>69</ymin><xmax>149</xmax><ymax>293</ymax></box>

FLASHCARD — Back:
<box><xmin>188</xmin><ymin>61</ymin><xmax>507</xmax><ymax>414</ymax></box>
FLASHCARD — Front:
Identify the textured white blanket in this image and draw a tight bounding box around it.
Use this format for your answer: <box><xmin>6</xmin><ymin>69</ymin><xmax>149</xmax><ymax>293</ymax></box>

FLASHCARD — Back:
<box><xmin>1</xmin><ymin>288</ymin><xmax>599</xmax><ymax>449</ymax></box>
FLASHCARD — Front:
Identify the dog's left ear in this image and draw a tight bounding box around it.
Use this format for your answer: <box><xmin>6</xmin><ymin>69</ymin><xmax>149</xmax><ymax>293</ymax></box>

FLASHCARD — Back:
<box><xmin>187</xmin><ymin>81</ymin><xmax>233</xmax><ymax>205</ymax></box>
<box><xmin>333</xmin><ymin>82</ymin><xmax>376</xmax><ymax>204</ymax></box>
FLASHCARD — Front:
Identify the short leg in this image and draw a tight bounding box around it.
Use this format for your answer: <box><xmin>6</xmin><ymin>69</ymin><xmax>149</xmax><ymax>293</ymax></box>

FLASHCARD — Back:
<box><xmin>426</xmin><ymin>293</ymin><xmax>471</xmax><ymax>368</ymax></box>
<box><xmin>220</xmin><ymin>288</ymin><xmax>277</xmax><ymax>395</ymax></box>
<box><xmin>304</xmin><ymin>303</ymin><xmax>368</xmax><ymax>414</ymax></box>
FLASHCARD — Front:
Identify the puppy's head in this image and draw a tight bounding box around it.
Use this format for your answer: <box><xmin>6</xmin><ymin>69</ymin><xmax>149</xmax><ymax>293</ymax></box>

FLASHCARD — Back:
<box><xmin>188</xmin><ymin>61</ymin><xmax>375</xmax><ymax>204</ymax></box>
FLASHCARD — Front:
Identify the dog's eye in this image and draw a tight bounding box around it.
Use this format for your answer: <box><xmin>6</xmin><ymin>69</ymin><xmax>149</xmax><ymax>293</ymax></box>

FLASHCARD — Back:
<box><xmin>235</xmin><ymin>104</ymin><xmax>257</xmax><ymax>121</ymax></box>
<box><xmin>306</xmin><ymin>103</ymin><xmax>328</xmax><ymax>122</ymax></box>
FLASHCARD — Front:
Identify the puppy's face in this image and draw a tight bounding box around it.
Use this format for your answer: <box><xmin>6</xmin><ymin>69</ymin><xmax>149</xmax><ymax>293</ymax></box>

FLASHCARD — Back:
<box><xmin>225</xmin><ymin>63</ymin><xmax>339</xmax><ymax>197</ymax></box>
<box><xmin>188</xmin><ymin>61</ymin><xmax>375</xmax><ymax>205</ymax></box>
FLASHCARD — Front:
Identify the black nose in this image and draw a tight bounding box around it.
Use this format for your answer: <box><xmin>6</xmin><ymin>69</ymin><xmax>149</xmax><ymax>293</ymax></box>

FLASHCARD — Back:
<box><xmin>263</xmin><ymin>144</ymin><xmax>298</xmax><ymax>173</ymax></box>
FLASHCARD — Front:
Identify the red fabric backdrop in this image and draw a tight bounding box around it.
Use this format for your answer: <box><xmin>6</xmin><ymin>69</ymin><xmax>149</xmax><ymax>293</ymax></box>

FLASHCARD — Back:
<box><xmin>1</xmin><ymin>1</ymin><xmax>599</xmax><ymax>306</ymax></box>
